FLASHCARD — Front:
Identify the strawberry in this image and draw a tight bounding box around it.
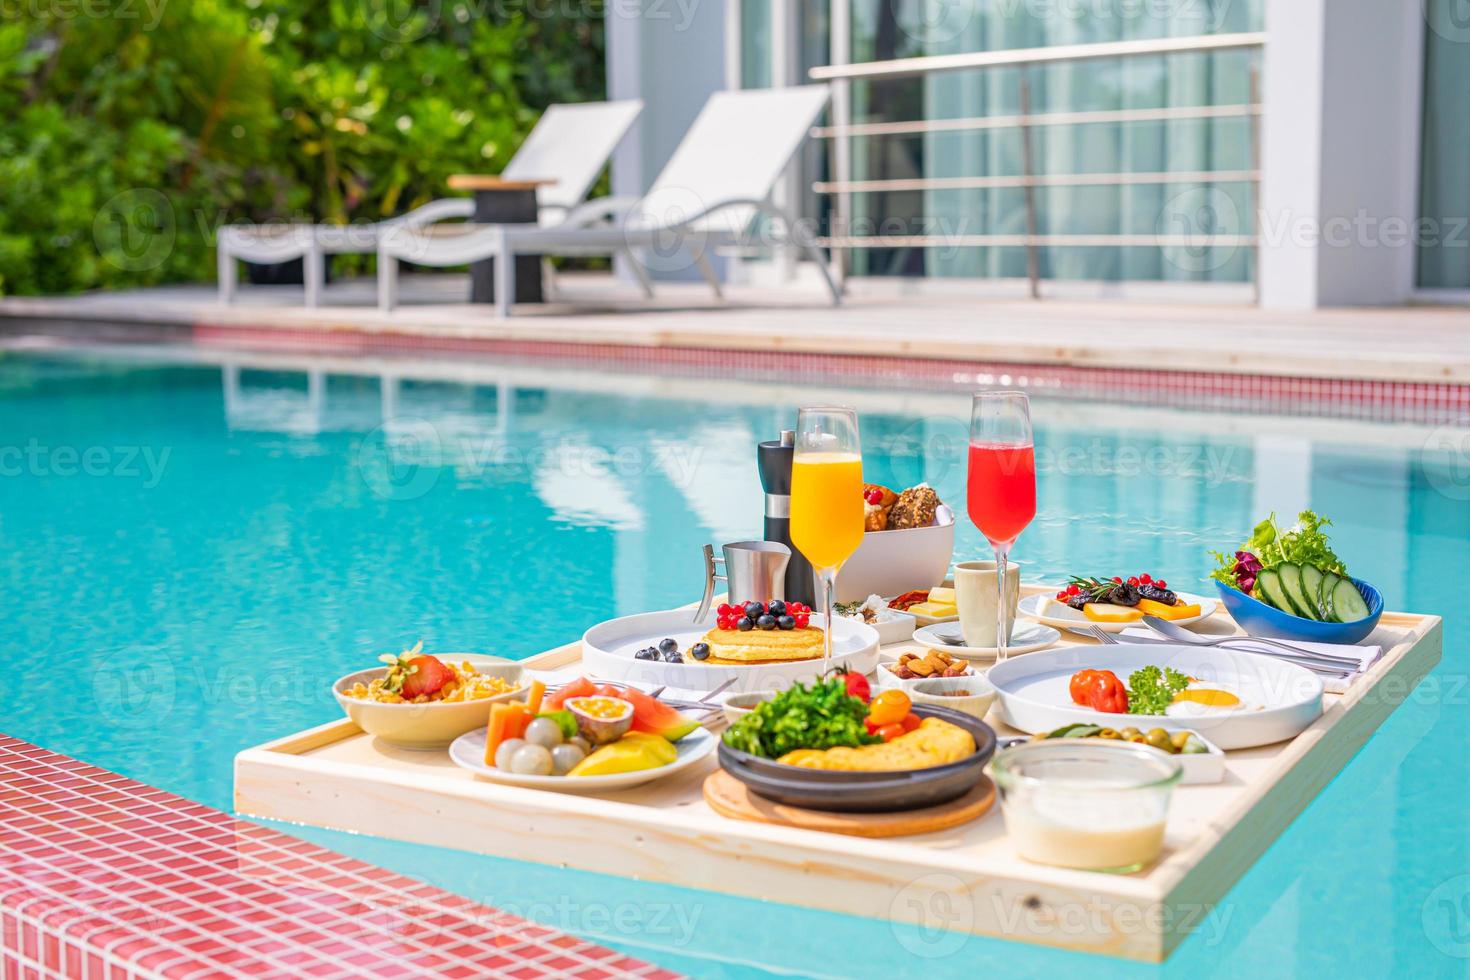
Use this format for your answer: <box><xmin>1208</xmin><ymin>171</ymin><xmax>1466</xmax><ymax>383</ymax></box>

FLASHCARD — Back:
<box><xmin>379</xmin><ymin>642</ymin><xmax>457</xmax><ymax>700</ymax></box>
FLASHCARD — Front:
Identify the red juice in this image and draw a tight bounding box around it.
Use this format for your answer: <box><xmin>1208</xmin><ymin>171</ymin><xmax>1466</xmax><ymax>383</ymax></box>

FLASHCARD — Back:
<box><xmin>966</xmin><ymin>442</ymin><xmax>1036</xmax><ymax>546</ymax></box>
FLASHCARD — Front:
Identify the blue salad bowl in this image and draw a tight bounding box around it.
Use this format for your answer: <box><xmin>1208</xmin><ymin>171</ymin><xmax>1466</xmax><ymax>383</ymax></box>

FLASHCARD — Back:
<box><xmin>1215</xmin><ymin>578</ymin><xmax>1384</xmax><ymax>645</ymax></box>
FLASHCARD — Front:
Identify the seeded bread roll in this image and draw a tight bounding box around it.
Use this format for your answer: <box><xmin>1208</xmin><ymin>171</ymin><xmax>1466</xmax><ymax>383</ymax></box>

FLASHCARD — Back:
<box><xmin>888</xmin><ymin>485</ymin><xmax>940</xmax><ymax>530</ymax></box>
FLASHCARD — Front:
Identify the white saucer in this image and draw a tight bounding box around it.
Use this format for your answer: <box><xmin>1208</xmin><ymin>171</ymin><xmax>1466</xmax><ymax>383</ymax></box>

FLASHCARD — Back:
<box><xmin>911</xmin><ymin>621</ymin><xmax>1061</xmax><ymax>660</ymax></box>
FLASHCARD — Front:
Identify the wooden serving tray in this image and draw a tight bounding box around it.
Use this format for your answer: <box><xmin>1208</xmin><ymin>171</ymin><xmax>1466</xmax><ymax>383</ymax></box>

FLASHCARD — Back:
<box><xmin>234</xmin><ymin>595</ymin><xmax>1440</xmax><ymax>962</ymax></box>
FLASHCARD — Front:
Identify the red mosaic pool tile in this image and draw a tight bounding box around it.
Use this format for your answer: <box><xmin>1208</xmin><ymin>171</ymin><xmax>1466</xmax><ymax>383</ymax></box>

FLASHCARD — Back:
<box><xmin>0</xmin><ymin>734</ymin><xmax>680</xmax><ymax>980</ymax></box>
<box><xmin>189</xmin><ymin>322</ymin><xmax>1470</xmax><ymax>425</ymax></box>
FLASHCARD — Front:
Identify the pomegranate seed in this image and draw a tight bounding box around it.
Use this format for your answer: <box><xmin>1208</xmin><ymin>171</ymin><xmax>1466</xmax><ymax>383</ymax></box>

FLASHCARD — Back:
<box><xmin>1139</xmin><ymin>573</ymin><xmax>1152</xmax><ymax>585</ymax></box>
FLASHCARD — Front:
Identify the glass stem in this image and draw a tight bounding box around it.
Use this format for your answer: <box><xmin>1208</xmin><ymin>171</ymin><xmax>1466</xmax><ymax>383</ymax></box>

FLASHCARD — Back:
<box><xmin>817</xmin><ymin>567</ymin><xmax>837</xmax><ymax>670</ymax></box>
<box><xmin>994</xmin><ymin>545</ymin><xmax>1011</xmax><ymax>662</ymax></box>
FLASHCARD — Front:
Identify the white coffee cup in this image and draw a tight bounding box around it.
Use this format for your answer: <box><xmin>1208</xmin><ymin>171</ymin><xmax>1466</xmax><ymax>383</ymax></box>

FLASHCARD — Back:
<box><xmin>954</xmin><ymin>559</ymin><xmax>1022</xmax><ymax>648</ymax></box>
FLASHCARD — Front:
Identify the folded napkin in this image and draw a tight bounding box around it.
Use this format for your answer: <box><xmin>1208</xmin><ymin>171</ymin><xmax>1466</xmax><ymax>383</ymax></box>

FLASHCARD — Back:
<box><xmin>1117</xmin><ymin>628</ymin><xmax>1382</xmax><ymax>695</ymax></box>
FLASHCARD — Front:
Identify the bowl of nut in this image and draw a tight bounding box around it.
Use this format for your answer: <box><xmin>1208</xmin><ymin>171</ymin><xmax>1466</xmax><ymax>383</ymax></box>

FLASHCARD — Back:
<box><xmin>873</xmin><ymin>648</ymin><xmax>974</xmax><ymax>692</ymax></box>
<box><xmin>836</xmin><ymin>483</ymin><xmax>955</xmax><ymax>603</ymax></box>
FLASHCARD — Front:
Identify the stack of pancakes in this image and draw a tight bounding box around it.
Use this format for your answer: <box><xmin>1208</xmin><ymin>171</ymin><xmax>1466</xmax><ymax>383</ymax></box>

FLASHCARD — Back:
<box><xmin>698</xmin><ymin>624</ymin><xmax>826</xmax><ymax>663</ymax></box>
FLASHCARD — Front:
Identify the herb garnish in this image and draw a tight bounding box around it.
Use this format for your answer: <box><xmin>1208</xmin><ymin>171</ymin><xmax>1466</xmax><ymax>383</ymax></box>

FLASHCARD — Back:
<box><xmin>721</xmin><ymin>679</ymin><xmax>881</xmax><ymax>759</ymax></box>
<box><xmin>1126</xmin><ymin>665</ymin><xmax>1192</xmax><ymax>715</ymax></box>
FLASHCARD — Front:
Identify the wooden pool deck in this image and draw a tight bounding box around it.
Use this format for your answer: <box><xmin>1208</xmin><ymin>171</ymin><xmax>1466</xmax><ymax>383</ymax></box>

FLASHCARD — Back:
<box><xmin>1</xmin><ymin>273</ymin><xmax>1468</xmax><ymax>386</ymax></box>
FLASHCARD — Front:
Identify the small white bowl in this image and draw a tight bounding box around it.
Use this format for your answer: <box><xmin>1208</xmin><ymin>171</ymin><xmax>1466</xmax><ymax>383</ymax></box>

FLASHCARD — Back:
<box><xmin>721</xmin><ymin>690</ymin><xmax>778</xmax><ymax>727</ymax></box>
<box><xmin>332</xmin><ymin>654</ymin><xmax>527</xmax><ymax>749</ymax></box>
<box><xmin>836</xmin><ymin>609</ymin><xmax>916</xmax><ymax>646</ymax></box>
<box><xmin>872</xmin><ymin>652</ymin><xmax>977</xmax><ymax>692</ymax></box>
<box><xmin>907</xmin><ymin>675</ymin><xmax>997</xmax><ymax>722</ymax></box>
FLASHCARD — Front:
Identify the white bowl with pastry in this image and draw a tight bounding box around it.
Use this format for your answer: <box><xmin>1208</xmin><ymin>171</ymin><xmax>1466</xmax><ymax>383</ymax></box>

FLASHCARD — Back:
<box><xmin>581</xmin><ymin>609</ymin><xmax>880</xmax><ymax>694</ymax></box>
<box><xmin>835</xmin><ymin>483</ymin><xmax>955</xmax><ymax>603</ymax></box>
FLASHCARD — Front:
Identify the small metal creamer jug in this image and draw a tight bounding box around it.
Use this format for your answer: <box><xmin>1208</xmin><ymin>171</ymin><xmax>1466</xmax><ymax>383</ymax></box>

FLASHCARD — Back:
<box><xmin>693</xmin><ymin>541</ymin><xmax>791</xmax><ymax>621</ymax></box>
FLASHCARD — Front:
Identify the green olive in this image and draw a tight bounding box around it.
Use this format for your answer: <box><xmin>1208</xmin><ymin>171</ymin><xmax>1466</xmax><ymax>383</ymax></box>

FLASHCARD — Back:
<box><xmin>1120</xmin><ymin>727</ymin><xmax>1141</xmax><ymax>740</ymax></box>
<box><xmin>1098</xmin><ymin>728</ymin><xmax>1120</xmax><ymax>740</ymax></box>
<box><xmin>1127</xmin><ymin>733</ymin><xmax>1146</xmax><ymax>743</ymax></box>
<box><xmin>1146</xmin><ymin>729</ymin><xmax>1173</xmax><ymax>751</ymax></box>
<box><xmin>1170</xmin><ymin>730</ymin><xmax>1193</xmax><ymax>751</ymax></box>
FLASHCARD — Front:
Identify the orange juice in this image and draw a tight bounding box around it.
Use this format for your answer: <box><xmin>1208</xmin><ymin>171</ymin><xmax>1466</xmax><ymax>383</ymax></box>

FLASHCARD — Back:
<box><xmin>790</xmin><ymin>453</ymin><xmax>865</xmax><ymax>570</ymax></box>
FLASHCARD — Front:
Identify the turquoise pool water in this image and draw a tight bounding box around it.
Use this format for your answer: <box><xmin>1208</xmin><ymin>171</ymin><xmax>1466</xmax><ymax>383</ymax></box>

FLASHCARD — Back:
<box><xmin>1</xmin><ymin>349</ymin><xmax>1465</xmax><ymax>977</ymax></box>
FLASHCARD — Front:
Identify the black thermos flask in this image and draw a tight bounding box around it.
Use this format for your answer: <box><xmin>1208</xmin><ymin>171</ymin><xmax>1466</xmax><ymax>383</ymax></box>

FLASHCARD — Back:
<box><xmin>757</xmin><ymin>430</ymin><xmax>816</xmax><ymax>607</ymax></box>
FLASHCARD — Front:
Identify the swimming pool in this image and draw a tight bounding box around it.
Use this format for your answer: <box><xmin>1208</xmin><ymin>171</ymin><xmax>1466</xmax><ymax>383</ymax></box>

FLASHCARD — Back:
<box><xmin>2</xmin><ymin>347</ymin><xmax>1465</xmax><ymax>977</ymax></box>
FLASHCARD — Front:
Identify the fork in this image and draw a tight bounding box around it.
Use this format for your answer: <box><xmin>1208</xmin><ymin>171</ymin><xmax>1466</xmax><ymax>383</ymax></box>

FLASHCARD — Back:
<box><xmin>1084</xmin><ymin>624</ymin><xmax>1354</xmax><ymax>677</ymax></box>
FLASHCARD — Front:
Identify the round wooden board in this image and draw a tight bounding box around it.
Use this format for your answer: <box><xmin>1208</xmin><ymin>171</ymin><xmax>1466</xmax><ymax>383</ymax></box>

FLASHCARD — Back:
<box><xmin>702</xmin><ymin>769</ymin><xmax>995</xmax><ymax>838</ymax></box>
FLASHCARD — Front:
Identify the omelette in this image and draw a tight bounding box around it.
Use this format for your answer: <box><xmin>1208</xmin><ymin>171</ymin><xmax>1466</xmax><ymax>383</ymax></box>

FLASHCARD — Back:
<box><xmin>777</xmin><ymin>718</ymin><xmax>976</xmax><ymax>771</ymax></box>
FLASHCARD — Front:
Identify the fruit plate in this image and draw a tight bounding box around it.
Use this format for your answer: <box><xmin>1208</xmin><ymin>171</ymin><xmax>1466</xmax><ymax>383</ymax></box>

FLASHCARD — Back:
<box><xmin>448</xmin><ymin>726</ymin><xmax>717</xmax><ymax>793</ymax></box>
<box><xmin>987</xmin><ymin>643</ymin><xmax>1324</xmax><ymax>750</ymax></box>
<box><xmin>581</xmin><ymin>610</ymin><xmax>880</xmax><ymax>694</ymax></box>
<box><xmin>1017</xmin><ymin>591</ymin><xmax>1217</xmax><ymax>634</ymax></box>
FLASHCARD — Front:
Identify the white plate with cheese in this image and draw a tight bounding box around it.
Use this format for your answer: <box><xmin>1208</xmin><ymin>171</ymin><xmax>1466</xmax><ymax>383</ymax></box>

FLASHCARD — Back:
<box><xmin>887</xmin><ymin>586</ymin><xmax>958</xmax><ymax>626</ymax></box>
<box><xmin>1017</xmin><ymin>591</ymin><xmax>1217</xmax><ymax>634</ymax></box>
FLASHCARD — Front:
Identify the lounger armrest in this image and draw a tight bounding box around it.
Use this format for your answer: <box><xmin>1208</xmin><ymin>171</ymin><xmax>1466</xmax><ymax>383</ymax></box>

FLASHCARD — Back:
<box><xmin>560</xmin><ymin>196</ymin><xmax>641</xmax><ymax>229</ymax></box>
<box><xmin>386</xmin><ymin>197</ymin><xmax>475</xmax><ymax>230</ymax></box>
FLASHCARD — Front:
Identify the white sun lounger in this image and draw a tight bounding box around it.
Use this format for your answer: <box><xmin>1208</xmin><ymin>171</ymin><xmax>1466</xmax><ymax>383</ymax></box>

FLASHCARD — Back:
<box><xmin>376</xmin><ymin>85</ymin><xmax>840</xmax><ymax>316</ymax></box>
<box><xmin>216</xmin><ymin>99</ymin><xmax>644</xmax><ymax>307</ymax></box>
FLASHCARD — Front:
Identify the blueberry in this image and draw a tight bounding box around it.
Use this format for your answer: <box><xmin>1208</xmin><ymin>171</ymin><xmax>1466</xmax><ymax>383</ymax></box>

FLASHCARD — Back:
<box><xmin>757</xmin><ymin>614</ymin><xmax>777</xmax><ymax>630</ymax></box>
<box><xmin>768</xmin><ymin>600</ymin><xmax>786</xmax><ymax>617</ymax></box>
<box><xmin>634</xmin><ymin>647</ymin><xmax>658</xmax><ymax>661</ymax></box>
<box><xmin>743</xmin><ymin>602</ymin><xmax>765</xmax><ymax>620</ymax></box>
<box><xmin>690</xmin><ymin>642</ymin><xmax>711</xmax><ymax>661</ymax></box>
<box><xmin>657</xmin><ymin>637</ymin><xmax>678</xmax><ymax>655</ymax></box>
<box><xmin>737</xmin><ymin>617</ymin><xmax>754</xmax><ymax>631</ymax></box>
<box><xmin>777</xmin><ymin>614</ymin><xmax>795</xmax><ymax>630</ymax></box>
<box><xmin>663</xmin><ymin>649</ymin><xmax>684</xmax><ymax>663</ymax></box>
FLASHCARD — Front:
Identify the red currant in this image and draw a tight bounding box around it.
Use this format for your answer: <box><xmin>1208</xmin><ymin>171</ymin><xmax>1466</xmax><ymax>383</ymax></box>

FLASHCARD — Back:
<box><xmin>1127</xmin><ymin>576</ymin><xmax>1139</xmax><ymax>587</ymax></box>
<box><xmin>1155</xmin><ymin>579</ymin><xmax>1166</xmax><ymax>589</ymax></box>
<box><xmin>1139</xmin><ymin>573</ymin><xmax>1152</xmax><ymax>585</ymax></box>
<box><xmin>717</xmin><ymin>603</ymin><xmax>733</xmax><ymax>617</ymax></box>
<box><xmin>1111</xmin><ymin>576</ymin><xmax>1122</xmax><ymax>584</ymax></box>
<box><xmin>794</xmin><ymin>614</ymin><xmax>810</xmax><ymax>629</ymax></box>
<box><xmin>1065</xmin><ymin>583</ymin><xmax>1080</xmax><ymax>596</ymax></box>
<box><xmin>1055</xmin><ymin>591</ymin><xmax>1067</xmax><ymax>601</ymax></box>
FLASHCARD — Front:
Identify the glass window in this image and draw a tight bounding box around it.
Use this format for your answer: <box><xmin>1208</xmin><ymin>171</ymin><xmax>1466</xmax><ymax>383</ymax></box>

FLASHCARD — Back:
<box><xmin>1419</xmin><ymin>0</ymin><xmax>1470</xmax><ymax>290</ymax></box>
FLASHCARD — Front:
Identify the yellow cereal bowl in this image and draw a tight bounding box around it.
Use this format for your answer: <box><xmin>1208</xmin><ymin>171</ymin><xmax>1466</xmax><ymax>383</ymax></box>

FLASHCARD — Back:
<box><xmin>332</xmin><ymin>654</ymin><xmax>526</xmax><ymax>749</ymax></box>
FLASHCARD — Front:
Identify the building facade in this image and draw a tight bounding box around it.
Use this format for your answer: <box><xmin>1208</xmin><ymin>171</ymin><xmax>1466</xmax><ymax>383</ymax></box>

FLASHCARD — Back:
<box><xmin>608</xmin><ymin>0</ymin><xmax>1469</xmax><ymax>309</ymax></box>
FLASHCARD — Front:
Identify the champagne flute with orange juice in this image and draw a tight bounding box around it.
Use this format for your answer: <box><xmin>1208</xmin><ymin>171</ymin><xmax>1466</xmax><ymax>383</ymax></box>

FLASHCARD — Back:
<box><xmin>967</xmin><ymin>392</ymin><xmax>1037</xmax><ymax>663</ymax></box>
<box><xmin>790</xmin><ymin>407</ymin><xmax>864</xmax><ymax>667</ymax></box>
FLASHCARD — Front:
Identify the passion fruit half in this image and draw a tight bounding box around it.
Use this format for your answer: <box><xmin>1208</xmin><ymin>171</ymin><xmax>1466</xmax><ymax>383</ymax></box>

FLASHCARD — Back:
<box><xmin>565</xmin><ymin>696</ymin><xmax>634</xmax><ymax>746</ymax></box>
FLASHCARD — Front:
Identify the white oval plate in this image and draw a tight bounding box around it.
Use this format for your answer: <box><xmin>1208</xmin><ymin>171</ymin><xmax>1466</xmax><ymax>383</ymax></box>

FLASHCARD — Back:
<box><xmin>911</xmin><ymin>621</ymin><xmax>1061</xmax><ymax>661</ymax></box>
<box><xmin>1018</xmin><ymin>591</ymin><xmax>1217</xmax><ymax>634</ymax></box>
<box><xmin>581</xmin><ymin>610</ymin><xmax>879</xmax><ymax>694</ymax></box>
<box><xmin>449</xmin><ymin>726</ymin><xmax>717</xmax><ymax>792</ymax></box>
<box><xmin>986</xmin><ymin>643</ymin><xmax>1323</xmax><ymax>750</ymax></box>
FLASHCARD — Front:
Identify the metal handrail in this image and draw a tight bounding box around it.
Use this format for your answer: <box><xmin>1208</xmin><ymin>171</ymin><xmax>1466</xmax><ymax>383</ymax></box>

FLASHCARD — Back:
<box><xmin>810</xmin><ymin>28</ymin><xmax>1266</xmax><ymax>299</ymax></box>
<box><xmin>811</xmin><ymin>103</ymin><xmax>1261</xmax><ymax>140</ymax></box>
<box><xmin>815</xmin><ymin>169</ymin><xmax>1260</xmax><ymax>194</ymax></box>
<box><xmin>809</xmin><ymin>31</ymin><xmax>1266</xmax><ymax>82</ymax></box>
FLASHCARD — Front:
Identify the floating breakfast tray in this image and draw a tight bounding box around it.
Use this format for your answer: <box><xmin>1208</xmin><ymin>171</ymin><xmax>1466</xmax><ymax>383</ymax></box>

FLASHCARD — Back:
<box><xmin>234</xmin><ymin>593</ymin><xmax>1441</xmax><ymax>963</ymax></box>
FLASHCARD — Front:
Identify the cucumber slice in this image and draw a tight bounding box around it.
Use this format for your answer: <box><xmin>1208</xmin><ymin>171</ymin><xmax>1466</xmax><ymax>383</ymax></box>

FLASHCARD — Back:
<box><xmin>1318</xmin><ymin>571</ymin><xmax>1344</xmax><ymax>621</ymax></box>
<box><xmin>1254</xmin><ymin>569</ymin><xmax>1295</xmax><ymax>616</ymax></box>
<box><xmin>1276</xmin><ymin>563</ymin><xmax>1319</xmax><ymax>620</ymax></box>
<box><xmin>1330</xmin><ymin>577</ymin><xmax>1371</xmax><ymax>622</ymax></box>
<box><xmin>1300</xmin><ymin>565</ymin><xmax>1325</xmax><ymax>616</ymax></box>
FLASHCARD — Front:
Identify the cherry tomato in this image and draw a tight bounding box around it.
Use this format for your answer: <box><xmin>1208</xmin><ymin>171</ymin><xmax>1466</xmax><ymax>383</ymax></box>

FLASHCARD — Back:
<box><xmin>875</xmin><ymin>722</ymin><xmax>906</xmax><ymax>742</ymax></box>
<box><xmin>899</xmin><ymin>712</ymin><xmax>922</xmax><ymax>733</ymax></box>
<box><xmin>868</xmin><ymin>689</ymin><xmax>912</xmax><ymax>727</ymax></box>
<box><xmin>838</xmin><ymin>670</ymin><xmax>871</xmax><ymax>704</ymax></box>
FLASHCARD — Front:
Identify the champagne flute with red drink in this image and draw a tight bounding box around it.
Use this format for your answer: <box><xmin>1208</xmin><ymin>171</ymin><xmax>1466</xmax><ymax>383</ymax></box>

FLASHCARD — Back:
<box><xmin>967</xmin><ymin>392</ymin><xmax>1037</xmax><ymax>662</ymax></box>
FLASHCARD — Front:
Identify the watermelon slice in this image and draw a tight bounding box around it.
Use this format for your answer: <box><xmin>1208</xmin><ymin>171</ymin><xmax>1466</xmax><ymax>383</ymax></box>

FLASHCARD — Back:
<box><xmin>545</xmin><ymin>676</ymin><xmax>597</xmax><ymax>712</ymax></box>
<box><xmin>618</xmin><ymin>686</ymin><xmax>700</xmax><ymax>742</ymax></box>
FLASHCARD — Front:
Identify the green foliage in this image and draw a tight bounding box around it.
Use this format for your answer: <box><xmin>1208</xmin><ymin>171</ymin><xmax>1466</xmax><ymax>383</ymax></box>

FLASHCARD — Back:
<box><xmin>0</xmin><ymin>0</ymin><xmax>604</xmax><ymax>294</ymax></box>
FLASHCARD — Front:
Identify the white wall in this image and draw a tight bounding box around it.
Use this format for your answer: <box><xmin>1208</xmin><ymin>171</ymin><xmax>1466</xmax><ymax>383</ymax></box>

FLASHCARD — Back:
<box><xmin>606</xmin><ymin>0</ymin><xmax>730</xmax><ymax>281</ymax></box>
<box><xmin>1259</xmin><ymin>0</ymin><xmax>1425</xmax><ymax>309</ymax></box>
